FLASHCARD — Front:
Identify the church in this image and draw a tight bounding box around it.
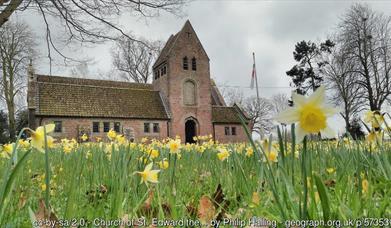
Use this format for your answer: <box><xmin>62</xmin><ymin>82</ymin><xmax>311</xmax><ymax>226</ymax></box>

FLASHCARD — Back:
<box><xmin>27</xmin><ymin>20</ymin><xmax>251</xmax><ymax>143</ymax></box>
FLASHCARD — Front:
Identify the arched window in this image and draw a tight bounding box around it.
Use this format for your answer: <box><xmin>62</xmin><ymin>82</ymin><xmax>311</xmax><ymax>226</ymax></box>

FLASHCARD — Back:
<box><xmin>183</xmin><ymin>56</ymin><xmax>188</xmax><ymax>70</ymax></box>
<box><xmin>192</xmin><ymin>57</ymin><xmax>196</xmax><ymax>71</ymax></box>
<box><xmin>183</xmin><ymin>80</ymin><xmax>196</xmax><ymax>105</ymax></box>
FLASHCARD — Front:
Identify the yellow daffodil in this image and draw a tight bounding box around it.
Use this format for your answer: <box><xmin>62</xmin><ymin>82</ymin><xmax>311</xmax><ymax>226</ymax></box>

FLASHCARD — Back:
<box><xmin>168</xmin><ymin>139</ymin><xmax>181</xmax><ymax>154</ymax></box>
<box><xmin>275</xmin><ymin>86</ymin><xmax>337</xmax><ymax>141</ymax></box>
<box><xmin>245</xmin><ymin>147</ymin><xmax>254</xmax><ymax>157</ymax></box>
<box><xmin>81</xmin><ymin>134</ymin><xmax>88</xmax><ymax>142</ymax></box>
<box><xmin>116</xmin><ymin>135</ymin><xmax>127</xmax><ymax>145</ymax></box>
<box><xmin>1</xmin><ymin>143</ymin><xmax>14</xmax><ymax>158</ymax></box>
<box><xmin>96</xmin><ymin>137</ymin><xmax>102</xmax><ymax>142</ymax></box>
<box><xmin>158</xmin><ymin>159</ymin><xmax>169</xmax><ymax>169</ymax></box>
<box><xmin>29</xmin><ymin>124</ymin><xmax>55</xmax><ymax>152</ymax></box>
<box><xmin>362</xmin><ymin>179</ymin><xmax>369</xmax><ymax>194</ymax></box>
<box><xmin>262</xmin><ymin>139</ymin><xmax>278</xmax><ymax>163</ymax></box>
<box><xmin>217</xmin><ymin>147</ymin><xmax>230</xmax><ymax>161</ymax></box>
<box><xmin>364</xmin><ymin>110</ymin><xmax>384</xmax><ymax>129</ymax></box>
<box><xmin>107</xmin><ymin>129</ymin><xmax>117</xmax><ymax>141</ymax></box>
<box><xmin>326</xmin><ymin>168</ymin><xmax>336</xmax><ymax>174</ymax></box>
<box><xmin>136</xmin><ymin>163</ymin><xmax>160</xmax><ymax>184</ymax></box>
<box><xmin>148</xmin><ymin>149</ymin><xmax>159</xmax><ymax>159</ymax></box>
<box><xmin>18</xmin><ymin>139</ymin><xmax>30</xmax><ymax>149</ymax></box>
<box><xmin>41</xmin><ymin>183</ymin><xmax>47</xmax><ymax>191</ymax></box>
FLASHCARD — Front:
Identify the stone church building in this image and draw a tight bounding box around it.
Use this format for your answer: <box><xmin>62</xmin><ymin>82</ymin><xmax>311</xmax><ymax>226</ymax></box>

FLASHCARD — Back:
<box><xmin>27</xmin><ymin>20</ymin><xmax>250</xmax><ymax>143</ymax></box>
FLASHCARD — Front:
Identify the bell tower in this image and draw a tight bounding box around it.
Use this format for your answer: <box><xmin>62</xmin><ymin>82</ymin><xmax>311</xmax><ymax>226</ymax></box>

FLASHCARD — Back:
<box><xmin>152</xmin><ymin>20</ymin><xmax>213</xmax><ymax>141</ymax></box>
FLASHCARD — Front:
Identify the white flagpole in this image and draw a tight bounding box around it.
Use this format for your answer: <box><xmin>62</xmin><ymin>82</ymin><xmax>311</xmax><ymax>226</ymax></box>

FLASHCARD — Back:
<box><xmin>253</xmin><ymin>52</ymin><xmax>260</xmax><ymax>106</ymax></box>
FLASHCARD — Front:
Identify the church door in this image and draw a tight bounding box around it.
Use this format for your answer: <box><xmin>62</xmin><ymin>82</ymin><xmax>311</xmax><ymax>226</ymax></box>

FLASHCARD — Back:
<box><xmin>185</xmin><ymin>119</ymin><xmax>197</xmax><ymax>144</ymax></box>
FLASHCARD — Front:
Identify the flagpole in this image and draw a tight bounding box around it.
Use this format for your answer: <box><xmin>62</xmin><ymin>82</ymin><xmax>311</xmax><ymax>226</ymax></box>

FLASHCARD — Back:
<box><xmin>253</xmin><ymin>52</ymin><xmax>260</xmax><ymax>106</ymax></box>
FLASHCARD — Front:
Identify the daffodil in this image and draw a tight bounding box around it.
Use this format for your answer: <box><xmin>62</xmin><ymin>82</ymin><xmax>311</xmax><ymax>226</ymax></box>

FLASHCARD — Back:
<box><xmin>147</xmin><ymin>149</ymin><xmax>159</xmax><ymax>159</ymax></box>
<box><xmin>362</xmin><ymin>179</ymin><xmax>369</xmax><ymax>194</ymax></box>
<box><xmin>158</xmin><ymin>159</ymin><xmax>169</xmax><ymax>169</ymax></box>
<box><xmin>245</xmin><ymin>147</ymin><xmax>254</xmax><ymax>157</ymax></box>
<box><xmin>262</xmin><ymin>139</ymin><xmax>278</xmax><ymax>163</ymax></box>
<box><xmin>1</xmin><ymin>143</ymin><xmax>14</xmax><ymax>159</ymax></box>
<box><xmin>326</xmin><ymin>168</ymin><xmax>336</xmax><ymax>174</ymax></box>
<box><xmin>29</xmin><ymin>124</ymin><xmax>55</xmax><ymax>152</ymax></box>
<box><xmin>136</xmin><ymin>163</ymin><xmax>160</xmax><ymax>184</ymax></box>
<box><xmin>81</xmin><ymin>134</ymin><xmax>88</xmax><ymax>142</ymax></box>
<box><xmin>275</xmin><ymin>86</ymin><xmax>337</xmax><ymax>141</ymax></box>
<box><xmin>364</xmin><ymin>110</ymin><xmax>384</xmax><ymax>129</ymax></box>
<box><xmin>107</xmin><ymin>129</ymin><xmax>117</xmax><ymax>141</ymax></box>
<box><xmin>168</xmin><ymin>139</ymin><xmax>181</xmax><ymax>154</ymax></box>
<box><xmin>217</xmin><ymin>147</ymin><xmax>230</xmax><ymax>161</ymax></box>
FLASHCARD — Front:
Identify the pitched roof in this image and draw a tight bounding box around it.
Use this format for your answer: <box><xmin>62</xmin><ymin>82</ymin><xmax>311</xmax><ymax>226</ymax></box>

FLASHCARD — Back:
<box><xmin>153</xmin><ymin>20</ymin><xmax>209</xmax><ymax>69</ymax></box>
<box><xmin>212</xmin><ymin>106</ymin><xmax>250</xmax><ymax>124</ymax></box>
<box><xmin>34</xmin><ymin>75</ymin><xmax>169</xmax><ymax>119</ymax></box>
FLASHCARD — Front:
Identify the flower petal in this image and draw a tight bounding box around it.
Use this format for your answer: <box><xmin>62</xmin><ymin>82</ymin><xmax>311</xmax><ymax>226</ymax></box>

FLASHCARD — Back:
<box><xmin>274</xmin><ymin>107</ymin><xmax>300</xmax><ymax>124</ymax></box>
<box><xmin>145</xmin><ymin>163</ymin><xmax>153</xmax><ymax>171</ymax></box>
<box><xmin>292</xmin><ymin>93</ymin><xmax>306</xmax><ymax>107</ymax></box>
<box><xmin>308</xmin><ymin>86</ymin><xmax>325</xmax><ymax>105</ymax></box>
<box><xmin>295</xmin><ymin>124</ymin><xmax>306</xmax><ymax>142</ymax></box>
<box><xmin>322</xmin><ymin>106</ymin><xmax>339</xmax><ymax>117</ymax></box>
<box><xmin>44</xmin><ymin>124</ymin><xmax>55</xmax><ymax>133</ymax></box>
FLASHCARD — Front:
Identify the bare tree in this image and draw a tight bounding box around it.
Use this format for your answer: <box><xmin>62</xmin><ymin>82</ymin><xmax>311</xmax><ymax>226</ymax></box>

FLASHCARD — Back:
<box><xmin>337</xmin><ymin>3</ymin><xmax>391</xmax><ymax>111</ymax></box>
<box><xmin>111</xmin><ymin>37</ymin><xmax>162</xmax><ymax>83</ymax></box>
<box><xmin>221</xmin><ymin>87</ymin><xmax>245</xmax><ymax>106</ymax></box>
<box><xmin>0</xmin><ymin>0</ymin><xmax>186</xmax><ymax>69</ymax></box>
<box><xmin>270</xmin><ymin>93</ymin><xmax>289</xmax><ymax>116</ymax></box>
<box><xmin>0</xmin><ymin>21</ymin><xmax>35</xmax><ymax>139</ymax></box>
<box><xmin>243</xmin><ymin>96</ymin><xmax>273</xmax><ymax>138</ymax></box>
<box><xmin>323</xmin><ymin>45</ymin><xmax>366</xmax><ymax>133</ymax></box>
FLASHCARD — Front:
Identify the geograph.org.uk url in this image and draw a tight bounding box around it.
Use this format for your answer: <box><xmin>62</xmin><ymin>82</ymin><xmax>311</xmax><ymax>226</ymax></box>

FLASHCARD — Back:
<box><xmin>284</xmin><ymin>218</ymin><xmax>391</xmax><ymax>227</ymax></box>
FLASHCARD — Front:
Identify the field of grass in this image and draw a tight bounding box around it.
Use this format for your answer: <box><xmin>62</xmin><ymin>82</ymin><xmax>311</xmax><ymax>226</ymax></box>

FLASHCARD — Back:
<box><xmin>1</xmin><ymin>125</ymin><xmax>391</xmax><ymax>227</ymax></box>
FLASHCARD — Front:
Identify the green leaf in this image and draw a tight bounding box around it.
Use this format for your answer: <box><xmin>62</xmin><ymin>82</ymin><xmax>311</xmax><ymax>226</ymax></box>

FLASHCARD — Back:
<box><xmin>314</xmin><ymin>174</ymin><xmax>331</xmax><ymax>221</ymax></box>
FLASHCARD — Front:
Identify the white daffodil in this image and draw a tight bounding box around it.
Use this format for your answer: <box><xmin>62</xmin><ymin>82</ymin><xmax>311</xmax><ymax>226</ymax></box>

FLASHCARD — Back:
<box><xmin>275</xmin><ymin>86</ymin><xmax>337</xmax><ymax>142</ymax></box>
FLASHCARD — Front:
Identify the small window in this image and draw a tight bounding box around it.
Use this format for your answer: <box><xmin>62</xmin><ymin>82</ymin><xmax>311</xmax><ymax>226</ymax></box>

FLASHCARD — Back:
<box><xmin>163</xmin><ymin>66</ymin><xmax>167</xmax><ymax>75</ymax></box>
<box><xmin>103</xmin><ymin>122</ymin><xmax>110</xmax><ymax>132</ymax></box>
<box><xmin>114</xmin><ymin>122</ymin><xmax>121</xmax><ymax>132</ymax></box>
<box><xmin>224</xmin><ymin>127</ymin><xmax>230</xmax><ymax>136</ymax></box>
<box><xmin>157</xmin><ymin>69</ymin><xmax>160</xmax><ymax>78</ymax></box>
<box><xmin>231</xmin><ymin>127</ymin><xmax>236</xmax><ymax>136</ymax></box>
<box><xmin>183</xmin><ymin>56</ymin><xmax>188</xmax><ymax>70</ymax></box>
<box><xmin>153</xmin><ymin>123</ymin><xmax>160</xmax><ymax>133</ymax></box>
<box><xmin>160</xmin><ymin>67</ymin><xmax>164</xmax><ymax>76</ymax></box>
<box><xmin>93</xmin><ymin>122</ymin><xmax>100</xmax><ymax>133</ymax></box>
<box><xmin>154</xmin><ymin>71</ymin><xmax>158</xmax><ymax>80</ymax></box>
<box><xmin>54</xmin><ymin>121</ymin><xmax>62</xmax><ymax>133</ymax></box>
<box><xmin>192</xmin><ymin>57</ymin><xmax>196</xmax><ymax>71</ymax></box>
<box><xmin>144</xmin><ymin>123</ymin><xmax>150</xmax><ymax>133</ymax></box>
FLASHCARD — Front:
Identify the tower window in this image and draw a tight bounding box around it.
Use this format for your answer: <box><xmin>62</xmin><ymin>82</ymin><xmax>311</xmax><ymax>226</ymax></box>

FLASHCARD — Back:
<box><xmin>192</xmin><ymin>57</ymin><xmax>196</xmax><ymax>71</ymax></box>
<box><xmin>231</xmin><ymin>127</ymin><xmax>236</xmax><ymax>135</ymax></box>
<box><xmin>153</xmin><ymin>123</ymin><xmax>160</xmax><ymax>133</ymax></box>
<box><xmin>224</xmin><ymin>127</ymin><xmax>230</xmax><ymax>136</ymax></box>
<box><xmin>144</xmin><ymin>123</ymin><xmax>150</xmax><ymax>133</ymax></box>
<box><xmin>183</xmin><ymin>56</ymin><xmax>188</xmax><ymax>70</ymax></box>
<box><xmin>163</xmin><ymin>66</ymin><xmax>167</xmax><ymax>75</ymax></box>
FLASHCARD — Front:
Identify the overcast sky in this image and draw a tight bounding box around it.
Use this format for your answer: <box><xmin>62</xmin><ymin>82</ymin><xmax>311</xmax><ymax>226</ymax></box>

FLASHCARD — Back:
<box><xmin>13</xmin><ymin>0</ymin><xmax>391</xmax><ymax>135</ymax></box>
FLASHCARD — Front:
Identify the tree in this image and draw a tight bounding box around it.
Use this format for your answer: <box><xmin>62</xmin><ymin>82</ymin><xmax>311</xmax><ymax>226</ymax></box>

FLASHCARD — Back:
<box><xmin>346</xmin><ymin>117</ymin><xmax>366</xmax><ymax>140</ymax></box>
<box><xmin>15</xmin><ymin>108</ymin><xmax>28</xmax><ymax>136</ymax></box>
<box><xmin>111</xmin><ymin>37</ymin><xmax>162</xmax><ymax>83</ymax></box>
<box><xmin>221</xmin><ymin>87</ymin><xmax>245</xmax><ymax>107</ymax></box>
<box><xmin>337</xmin><ymin>3</ymin><xmax>391</xmax><ymax>111</ymax></box>
<box><xmin>0</xmin><ymin>21</ymin><xmax>34</xmax><ymax>140</ymax></box>
<box><xmin>0</xmin><ymin>110</ymin><xmax>8</xmax><ymax>143</ymax></box>
<box><xmin>323</xmin><ymin>44</ymin><xmax>366</xmax><ymax>133</ymax></box>
<box><xmin>243</xmin><ymin>96</ymin><xmax>273</xmax><ymax>138</ymax></box>
<box><xmin>286</xmin><ymin>40</ymin><xmax>334</xmax><ymax>97</ymax></box>
<box><xmin>0</xmin><ymin>0</ymin><xmax>186</xmax><ymax>67</ymax></box>
<box><xmin>270</xmin><ymin>93</ymin><xmax>289</xmax><ymax>116</ymax></box>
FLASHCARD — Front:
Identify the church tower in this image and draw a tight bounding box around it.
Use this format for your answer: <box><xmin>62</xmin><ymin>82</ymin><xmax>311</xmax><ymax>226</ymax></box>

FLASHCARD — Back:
<box><xmin>152</xmin><ymin>20</ymin><xmax>213</xmax><ymax>143</ymax></box>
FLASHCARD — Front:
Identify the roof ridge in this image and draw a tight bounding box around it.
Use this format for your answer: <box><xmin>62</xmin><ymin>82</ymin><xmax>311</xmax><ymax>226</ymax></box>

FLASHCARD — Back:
<box><xmin>36</xmin><ymin>74</ymin><xmax>152</xmax><ymax>87</ymax></box>
<box><xmin>37</xmin><ymin>81</ymin><xmax>154</xmax><ymax>91</ymax></box>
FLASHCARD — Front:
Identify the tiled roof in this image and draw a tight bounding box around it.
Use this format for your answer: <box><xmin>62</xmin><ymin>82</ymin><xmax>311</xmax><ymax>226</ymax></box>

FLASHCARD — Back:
<box><xmin>212</xmin><ymin>106</ymin><xmax>249</xmax><ymax>124</ymax></box>
<box><xmin>35</xmin><ymin>75</ymin><xmax>169</xmax><ymax>119</ymax></box>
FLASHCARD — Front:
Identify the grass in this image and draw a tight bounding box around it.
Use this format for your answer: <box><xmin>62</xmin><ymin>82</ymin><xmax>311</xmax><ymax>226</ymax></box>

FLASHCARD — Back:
<box><xmin>0</xmin><ymin>127</ymin><xmax>391</xmax><ymax>227</ymax></box>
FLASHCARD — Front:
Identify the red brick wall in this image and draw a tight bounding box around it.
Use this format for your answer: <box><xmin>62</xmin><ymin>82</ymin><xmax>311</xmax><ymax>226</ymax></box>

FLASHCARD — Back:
<box><xmin>163</xmin><ymin>22</ymin><xmax>213</xmax><ymax>140</ymax></box>
<box><xmin>36</xmin><ymin>117</ymin><xmax>169</xmax><ymax>142</ymax></box>
<box><xmin>214</xmin><ymin>124</ymin><xmax>249</xmax><ymax>144</ymax></box>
